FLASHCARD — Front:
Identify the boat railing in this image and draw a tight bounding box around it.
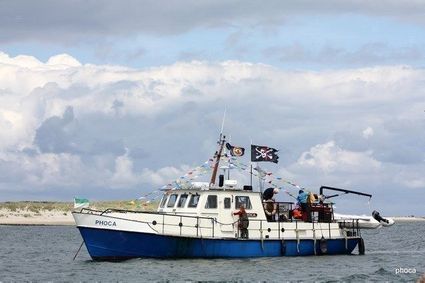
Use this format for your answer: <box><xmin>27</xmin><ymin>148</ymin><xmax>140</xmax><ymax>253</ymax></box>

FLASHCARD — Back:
<box><xmin>233</xmin><ymin>218</ymin><xmax>346</xmax><ymax>240</ymax></box>
<box><xmin>77</xmin><ymin>207</ymin><xmax>218</xmax><ymax>238</ymax></box>
<box><xmin>76</xmin><ymin>207</ymin><xmax>359</xmax><ymax>240</ymax></box>
<box><xmin>338</xmin><ymin>218</ymin><xmax>362</xmax><ymax>237</ymax></box>
<box><xmin>263</xmin><ymin>201</ymin><xmax>335</xmax><ymax>224</ymax></box>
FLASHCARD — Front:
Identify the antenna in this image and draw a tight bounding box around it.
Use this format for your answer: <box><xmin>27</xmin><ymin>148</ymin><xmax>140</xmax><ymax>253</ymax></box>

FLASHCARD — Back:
<box><xmin>220</xmin><ymin>107</ymin><xmax>226</xmax><ymax>136</ymax></box>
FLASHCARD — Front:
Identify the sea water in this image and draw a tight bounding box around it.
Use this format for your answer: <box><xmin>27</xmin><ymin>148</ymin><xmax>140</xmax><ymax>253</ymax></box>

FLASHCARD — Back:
<box><xmin>0</xmin><ymin>222</ymin><xmax>423</xmax><ymax>282</ymax></box>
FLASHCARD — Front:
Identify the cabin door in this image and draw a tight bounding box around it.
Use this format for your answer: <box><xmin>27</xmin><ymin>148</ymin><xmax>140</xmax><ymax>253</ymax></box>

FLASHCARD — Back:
<box><xmin>219</xmin><ymin>196</ymin><xmax>236</xmax><ymax>232</ymax></box>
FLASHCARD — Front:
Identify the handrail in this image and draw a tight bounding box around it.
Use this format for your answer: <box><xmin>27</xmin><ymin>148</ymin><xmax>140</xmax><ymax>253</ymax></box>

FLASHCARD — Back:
<box><xmin>80</xmin><ymin>207</ymin><xmax>216</xmax><ymax>221</ymax></box>
<box><xmin>76</xmin><ymin>207</ymin><xmax>363</xmax><ymax>240</ymax></box>
<box><xmin>77</xmin><ymin>207</ymin><xmax>216</xmax><ymax>237</ymax></box>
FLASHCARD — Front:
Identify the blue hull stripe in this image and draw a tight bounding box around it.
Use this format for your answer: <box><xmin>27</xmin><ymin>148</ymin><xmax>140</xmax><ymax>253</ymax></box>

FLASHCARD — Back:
<box><xmin>78</xmin><ymin>227</ymin><xmax>359</xmax><ymax>260</ymax></box>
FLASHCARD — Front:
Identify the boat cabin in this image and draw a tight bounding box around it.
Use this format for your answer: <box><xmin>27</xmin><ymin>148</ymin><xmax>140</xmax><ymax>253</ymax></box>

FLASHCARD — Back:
<box><xmin>156</xmin><ymin>180</ymin><xmax>332</xmax><ymax>225</ymax></box>
<box><xmin>157</xmin><ymin>181</ymin><xmax>265</xmax><ymax>224</ymax></box>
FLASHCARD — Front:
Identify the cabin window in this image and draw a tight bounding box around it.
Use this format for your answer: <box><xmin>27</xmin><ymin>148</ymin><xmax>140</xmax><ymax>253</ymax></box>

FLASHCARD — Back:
<box><xmin>235</xmin><ymin>196</ymin><xmax>252</xmax><ymax>209</ymax></box>
<box><xmin>188</xmin><ymin>194</ymin><xmax>200</xmax><ymax>208</ymax></box>
<box><xmin>159</xmin><ymin>195</ymin><xmax>168</xmax><ymax>208</ymax></box>
<box><xmin>224</xmin><ymin>197</ymin><xmax>231</xmax><ymax>209</ymax></box>
<box><xmin>177</xmin><ymin>194</ymin><xmax>188</xmax><ymax>208</ymax></box>
<box><xmin>167</xmin><ymin>194</ymin><xmax>178</xmax><ymax>208</ymax></box>
<box><xmin>205</xmin><ymin>195</ymin><xmax>217</xmax><ymax>209</ymax></box>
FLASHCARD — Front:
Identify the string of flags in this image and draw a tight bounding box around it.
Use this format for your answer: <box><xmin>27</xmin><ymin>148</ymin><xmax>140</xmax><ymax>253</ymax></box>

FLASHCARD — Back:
<box><xmin>134</xmin><ymin>141</ymin><xmax>306</xmax><ymax>206</ymax></box>
<box><xmin>136</xmin><ymin>159</ymin><xmax>214</xmax><ymax>206</ymax></box>
<box><xmin>228</xmin><ymin>157</ymin><xmax>309</xmax><ymax>198</ymax></box>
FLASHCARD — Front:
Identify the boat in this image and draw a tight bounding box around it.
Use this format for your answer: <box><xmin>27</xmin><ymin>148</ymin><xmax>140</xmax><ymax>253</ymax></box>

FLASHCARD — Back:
<box><xmin>334</xmin><ymin>213</ymin><xmax>382</xmax><ymax>229</ymax></box>
<box><xmin>334</xmin><ymin>211</ymin><xmax>394</xmax><ymax>229</ymax></box>
<box><xmin>73</xmin><ymin>133</ymin><xmax>373</xmax><ymax>260</ymax></box>
<box><xmin>319</xmin><ymin>186</ymin><xmax>395</xmax><ymax>229</ymax></box>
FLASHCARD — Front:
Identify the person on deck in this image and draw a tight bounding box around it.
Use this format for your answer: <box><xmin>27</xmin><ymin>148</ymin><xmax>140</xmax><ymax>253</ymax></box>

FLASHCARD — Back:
<box><xmin>233</xmin><ymin>205</ymin><xmax>249</xmax><ymax>239</ymax></box>
<box><xmin>263</xmin><ymin>187</ymin><xmax>278</xmax><ymax>201</ymax></box>
<box><xmin>297</xmin><ymin>189</ymin><xmax>310</xmax><ymax>221</ymax></box>
<box><xmin>263</xmin><ymin>188</ymin><xmax>279</xmax><ymax>222</ymax></box>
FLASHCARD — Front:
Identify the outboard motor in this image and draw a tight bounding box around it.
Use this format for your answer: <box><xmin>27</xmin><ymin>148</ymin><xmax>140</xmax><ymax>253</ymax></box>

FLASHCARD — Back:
<box><xmin>372</xmin><ymin>210</ymin><xmax>389</xmax><ymax>224</ymax></box>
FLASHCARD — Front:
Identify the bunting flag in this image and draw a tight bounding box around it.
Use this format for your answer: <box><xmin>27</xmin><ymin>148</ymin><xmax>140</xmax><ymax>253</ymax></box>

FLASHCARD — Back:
<box><xmin>228</xmin><ymin>156</ymin><xmax>307</xmax><ymax>199</ymax></box>
<box><xmin>251</xmin><ymin>145</ymin><xmax>279</xmax><ymax>163</ymax></box>
<box><xmin>136</xmin><ymin>150</ymin><xmax>304</xmax><ymax>207</ymax></box>
<box><xmin>137</xmin><ymin>159</ymin><xmax>214</xmax><ymax>204</ymax></box>
<box><xmin>225</xmin><ymin>143</ymin><xmax>245</xmax><ymax>157</ymax></box>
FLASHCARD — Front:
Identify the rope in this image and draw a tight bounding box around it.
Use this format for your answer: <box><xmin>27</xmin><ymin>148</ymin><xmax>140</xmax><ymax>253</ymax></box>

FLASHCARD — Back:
<box><xmin>73</xmin><ymin>241</ymin><xmax>84</xmax><ymax>261</ymax></box>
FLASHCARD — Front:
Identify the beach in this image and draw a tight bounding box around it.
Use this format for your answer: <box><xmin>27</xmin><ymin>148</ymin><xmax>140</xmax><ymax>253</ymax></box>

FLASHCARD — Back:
<box><xmin>0</xmin><ymin>201</ymin><xmax>156</xmax><ymax>225</ymax></box>
<box><xmin>0</xmin><ymin>208</ymin><xmax>74</xmax><ymax>225</ymax></box>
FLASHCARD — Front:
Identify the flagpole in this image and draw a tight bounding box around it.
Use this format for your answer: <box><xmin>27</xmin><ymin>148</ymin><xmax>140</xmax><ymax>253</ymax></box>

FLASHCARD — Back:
<box><xmin>227</xmin><ymin>139</ymin><xmax>230</xmax><ymax>181</ymax></box>
<box><xmin>250</xmin><ymin>139</ymin><xmax>253</xmax><ymax>188</ymax></box>
<box><xmin>250</xmin><ymin>164</ymin><xmax>253</xmax><ymax>188</ymax></box>
<box><xmin>210</xmin><ymin>134</ymin><xmax>225</xmax><ymax>187</ymax></box>
<box><xmin>257</xmin><ymin>164</ymin><xmax>264</xmax><ymax>197</ymax></box>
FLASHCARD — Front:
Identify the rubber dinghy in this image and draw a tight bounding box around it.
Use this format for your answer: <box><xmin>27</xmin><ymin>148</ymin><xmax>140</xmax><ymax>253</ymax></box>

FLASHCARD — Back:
<box><xmin>334</xmin><ymin>211</ymin><xmax>395</xmax><ymax>229</ymax></box>
<box><xmin>334</xmin><ymin>213</ymin><xmax>382</xmax><ymax>229</ymax></box>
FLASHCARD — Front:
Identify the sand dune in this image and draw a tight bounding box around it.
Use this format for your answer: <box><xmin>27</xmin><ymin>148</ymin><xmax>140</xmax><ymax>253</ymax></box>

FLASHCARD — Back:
<box><xmin>0</xmin><ymin>209</ymin><xmax>74</xmax><ymax>225</ymax></box>
<box><xmin>0</xmin><ymin>201</ymin><xmax>157</xmax><ymax>225</ymax></box>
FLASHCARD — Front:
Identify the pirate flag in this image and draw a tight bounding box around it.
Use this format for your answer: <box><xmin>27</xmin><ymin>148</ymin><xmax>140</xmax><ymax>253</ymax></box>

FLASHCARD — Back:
<box><xmin>251</xmin><ymin>145</ymin><xmax>279</xmax><ymax>163</ymax></box>
<box><xmin>226</xmin><ymin>143</ymin><xmax>245</xmax><ymax>157</ymax></box>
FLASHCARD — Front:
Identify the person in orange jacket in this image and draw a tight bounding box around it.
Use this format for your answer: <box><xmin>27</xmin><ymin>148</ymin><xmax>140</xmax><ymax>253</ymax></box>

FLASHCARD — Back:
<box><xmin>233</xmin><ymin>205</ymin><xmax>249</xmax><ymax>239</ymax></box>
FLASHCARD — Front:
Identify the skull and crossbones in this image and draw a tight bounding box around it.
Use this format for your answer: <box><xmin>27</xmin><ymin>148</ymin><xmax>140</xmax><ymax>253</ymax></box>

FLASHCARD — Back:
<box><xmin>255</xmin><ymin>147</ymin><xmax>273</xmax><ymax>160</ymax></box>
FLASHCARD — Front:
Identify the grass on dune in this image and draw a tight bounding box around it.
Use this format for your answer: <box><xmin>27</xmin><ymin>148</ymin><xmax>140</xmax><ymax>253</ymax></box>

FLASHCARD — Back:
<box><xmin>0</xmin><ymin>200</ymin><xmax>157</xmax><ymax>213</ymax></box>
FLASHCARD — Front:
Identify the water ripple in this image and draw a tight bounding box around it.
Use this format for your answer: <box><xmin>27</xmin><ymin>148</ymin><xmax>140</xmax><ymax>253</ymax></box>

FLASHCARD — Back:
<box><xmin>0</xmin><ymin>223</ymin><xmax>424</xmax><ymax>282</ymax></box>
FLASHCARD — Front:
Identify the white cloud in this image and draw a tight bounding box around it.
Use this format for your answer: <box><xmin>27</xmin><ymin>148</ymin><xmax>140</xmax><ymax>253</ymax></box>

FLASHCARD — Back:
<box><xmin>111</xmin><ymin>150</ymin><xmax>138</xmax><ymax>188</ymax></box>
<box><xmin>0</xmin><ymin>51</ymin><xmax>424</xmax><ymax>215</ymax></box>
<box><xmin>46</xmin><ymin>54</ymin><xmax>82</xmax><ymax>68</ymax></box>
<box><xmin>109</xmin><ymin>149</ymin><xmax>188</xmax><ymax>188</ymax></box>
<box><xmin>393</xmin><ymin>166</ymin><xmax>425</xmax><ymax>189</ymax></box>
<box><xmin>141</xmin><ymin>166</ymin><xmax>187</xmax><ymax>187</ymax></box>
<box><xmin>295</xmin><ymin>141</ymin><xmax>381</xmax><ymax>174</ymax></box>
<box><xmin>362</xmin><ymin>127</ymin><xmax>374</xmax><ymax>139</ymax></box>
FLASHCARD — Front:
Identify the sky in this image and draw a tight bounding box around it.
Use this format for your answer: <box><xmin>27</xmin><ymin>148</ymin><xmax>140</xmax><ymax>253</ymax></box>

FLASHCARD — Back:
<box><xmin>1</xmin><ymin>1</ymin><xmax>425</xmax><ymax>215</ymax></box>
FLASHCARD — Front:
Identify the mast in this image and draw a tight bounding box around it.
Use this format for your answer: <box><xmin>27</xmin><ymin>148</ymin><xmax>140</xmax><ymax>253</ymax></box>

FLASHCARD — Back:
<box><xmin>210</xmin><ymin>134</ymin><xmax>226</xmax><ymax>187</ymax></box>
<box><xmin>210</xmin><ymin>108</ymin><xmax>227</xmax><ymax>187</ymax></box>
<box><xmin>254</xmin><ymin>165</ymin><xmax>266</xmax><ymax>196</ymax></box>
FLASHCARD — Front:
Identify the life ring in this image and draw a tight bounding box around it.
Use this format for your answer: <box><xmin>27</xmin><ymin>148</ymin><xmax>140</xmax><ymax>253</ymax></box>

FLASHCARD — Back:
<box><xmin>264</xmin><ymin>201</ymin><xmax>277</xmax><ymax>216</ymax></box>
